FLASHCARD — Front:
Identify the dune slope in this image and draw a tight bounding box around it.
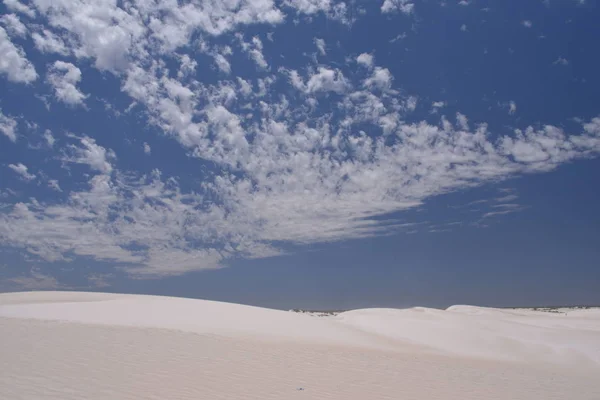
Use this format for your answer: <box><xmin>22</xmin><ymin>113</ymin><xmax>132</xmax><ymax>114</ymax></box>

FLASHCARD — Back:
<box><xmin>1</xmin><ymin>292</ymin><xmax>599</xmax><ymax>400</ymax></box>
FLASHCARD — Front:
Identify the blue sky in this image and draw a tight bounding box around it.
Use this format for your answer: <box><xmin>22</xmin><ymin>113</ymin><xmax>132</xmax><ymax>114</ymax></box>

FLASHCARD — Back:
<box><xmin>1</xmin><ymin>0</ymin><xmax>599</xmax><ymax>309</ymax></box>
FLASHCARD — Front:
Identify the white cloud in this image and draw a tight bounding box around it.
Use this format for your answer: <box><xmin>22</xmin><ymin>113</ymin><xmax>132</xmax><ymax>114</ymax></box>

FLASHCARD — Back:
<box><xmin>315</xmin><ymin>38</ymin><xmax>326</xmax><ymax>55</ymax></box>
<box><xmin>460</xmin><ymin>24</ymin><xmax>468</xmax><ymax>32</ymax></box>
<box><xmin>482</xmin><ymin>209</ymin><xmax>521</xmax><ymax>219</ymax></box>
<box><xmin>213</xmin><ymin>53</ymin><xmax>231</xmax><ymax>74</ymax></box>
<box><xmin>305</xmin><ymin>67</ymin><xmax>350</xmax><ymax>93</ymax></box>
<box><xmin>2</xmin><ymin>111</ymin><xmax>600</xmax><ymax>277</ymax></box>
<box><xmin>237</xmin><ymin>77</ymin><xmax>253</xmax><ymax>97</ymax></box>
<box><xmin>31</xmin><ymin>0</ymin><xmax>145</xmax><ymax>71</ymax></box>
<box><xmin>0</xmin><ymin>108</ymin><xmax>18</xmax><ymax>142</ymax></box>
<box><xmin>364</xmin><ymin>67</ymin><xmax>393</xmax><ymax>90</ymax></box>
<box><xmin>522</xmin><ymin>20</ymin><xmax>533</xmax><ymax>28</ymax></box>
<box><xmin>554</xmin><ymin>57</ymin><xmax>569</xmax><ymax>66</ymax></box>
<box><xmin>455</xmin><ymin>113</ymin><xmax>469</xmax><ymax>130</ymax></box>
<box><xmin>0</xmin><ymin>188</ymin><xmax>17</xmax><ymax>198</ymax></box>
<box><xmin>406</xmin><ymin>96</ymin><xmax>417</xmax><ymax>112</ymax></box>
<box><xmin>431</xmin><ymin>101</ymin><xmax>446</xmax><ymax>113</ymax></box>
<box><xmin>381</xmin><ymin>0</ymin><xmax>415</xmax><ymax>14</ymax></box>
<box><xmin>1</xmin><ymin>13</ymin><xmax>28</xmax><ymax>38</ymax></box>
<box><xmin>8</xmin><ymin>162</ymin><xmax>35</xmax><ymax>181</ymax></box>
<box><xmin>584</xmin><ymin>117</ymin><xmax>600</xmax><ymax>135</ymax></box>
<box><xmin>8</xmin><ymin>270</ymin><xmax>62</xmax><ymax>290</ymax></box>
<box><xmin>44</xmin><ymin>130</ymin><xmax>55</xmax><ymax>147</ymax></box>
<box><xmin>177</xmin><ymin>54</ymin><xmax>197</xmax><ymax>79</ymax></box>
<box><xmin>87</xmin><ymin>273</ymin><xmax>113</xmax><ymax>288</ymax></box>
<box><xmin>356</xmin><ymin>53</ymin><xmax>374</xmax><ymax>68</ymax></box>
<box><xmin>3</xmin><ymin>0</ymin><xmax>36</xmax><ymax>18</ymax></box>
<box><xmin>509</xmin><ymin>101</ymin><xmax>517</xmax><ymax>115</ymax></box>
<box><xmin>389</xmin><ymin>33</ymin><xmax>407</xmax><ymax>43</ymax></box>
<box><xmin>47</xmin><ymin>61</ymin><xmax>87</xmax><ymax>106</ymax></box>
<box><xmin>0</xmin><ymin>170</ymin><xmax>232</xmax><ymax>276</ymax></box>
<box><xmin>125</xmin><ymin>248</ymin><xmax>223</xmax><ymax>278</ymax></box>
<box><xmin>13</xmin><ymin>0</ymin><xmax>285</xmax><ymax>72</ymax></box>
<box><xmin>283</xmin><ymin>0</ymin><xmax>333</xmax><ymax>15</ymax></box>
<box><xmin>32</xmin><ymin>29</ymin><xmax>69</xmax><ymax>55</ymax></box>
<box><xmin>65</xmin><ymin>136</ymin><xmax>114</xmax><ymax>174</ymax></box>
<box><xmin>239</xmin><ymin>35</ymin><xmax>269</xmax><ymax>70</ymax></box>
<box><xmin>48</xmin><ymin>179</ymin><xmax>62</xmax><ymax>192</ymax></box>
<box><xmin>495</xmin><ymin>194</ymin><xmax>518</xmax><ymax>203</ymax></box>
<box><xmin>143</xmin><ymin>142</ymin><xmax>151</xmax><ymax>155</ymax></box>
<box><xmin>0</xmin><ymin>26</ymin><xmax>37</xmax><ymax>83</ymax></box>
<box><xmin>1</xmin><ymin>0</ymin><xmax>600</xmax><ymax>281</ymax></box>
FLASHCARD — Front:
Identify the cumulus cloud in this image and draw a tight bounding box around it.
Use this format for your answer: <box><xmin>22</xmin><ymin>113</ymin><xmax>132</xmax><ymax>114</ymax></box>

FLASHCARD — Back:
<box><xmin>32</xmin><ymin>29</ymin><xmax>69</xmax><ymax>55</ymax></box>
<box><xmin>554</xmin><ymin>57</ymin><xmax>569</xmax><ymax>66</ymax></box>
<box><xmin>47</xmin><ymin>61</ymin><xmax>87</xmax><ymax>106</ymax></box>
<box><xmin>431</xmin><ymin>101</ymin><xmax>446</xmax><ymax>114</ymax></box>
<box><xmin>64</xmin><ymin>136</ymin><xmax>114</xmax><ymax>174</ymax></box>
<box><xmin>3</xmin><ymin>0</ymin><xmax>36</xmax><ymax>18</ymax></box>
<box><xmin>24</xmin><ymin>0</ymin><xmax>282</xmax><ymax>72</ymax></box>
<box><xmin>1</xmin><ymin>13</ymin><xmax>28</xmax><ymax>38</ymax></box>
<box><xmin>315</xmin><ymin>38</ymin><xmax>326</xmax><ymax>55</ymax></box>
<box><xmin>305</xmin><ymin>67</ymin><xmax>350</xmax><ymax>93</ymax></box>
<box><xmin>0</xmin><ymin>26</ymin><xmax>37</xmax><ymax>83</ymax></box>
<box><xmin>356</xmin><ymin>53</ymin><xmax>374</xmax><ymax>68</ymax></box>
<box><xmin>8</xmin><ymin>162</ymin><xmax>35</xmax><ymax>181</ymax></box>
<box><xmin>509</xmin><ymin>101</ymin><xmax>517</xmax><ymax>115</ymax></box>
<box><xmin>381</xmin><ymin>0</ymin><xmax>415</xmax><ymax>14</ymax></box>
<box><xmin>44</xmin><ymin>130</ymin><xmax>55</xmax><ymax>147</ymax></box>
<box><xmin>0</xmin><ymin>108</ymin><xmax>18</xmax><ymax>142</ymax></box>
<box><xmin>213</xmin><ymin>53</ymin><xmax>231</xmax><ymax>74</ymax></box>
<box><xmin>522</xmin><ymin>20</ymin><xmax>533</xmax><ymax>28</ymax></box>
<box><xmin>239</xmin><ymin>35</ymin><xmax>269</xmax><ymax>70</ymax></box>
<box><xmin>48</xmin><ymin>179</ymin><xmax>62</xmax><ymax>192</ymax></box>
<box><xmin>177</xmin><ymin>54</ymin><xmax>197</xmax><ymax>79</ymax></box>
<box><xmin>364</xmin><ymin>67</ymin><xmax>394</xmax><ymax>90</ymax></box>
<box><xmin>143</xmin><ymin>142</ymin><xmax>151</xmax><ymax>155</ymax></box>
<box><xmin>283</xmin><ymin>0</ymin><xmax>334</xmax><ymax>15</ymax></box>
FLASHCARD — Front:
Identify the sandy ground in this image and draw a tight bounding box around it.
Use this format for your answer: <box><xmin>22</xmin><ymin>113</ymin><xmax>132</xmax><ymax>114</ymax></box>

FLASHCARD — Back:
<box><xmin>1</xmin><ymin>292</ymin><xmax>599</xmax><ymax>400</ymax></box>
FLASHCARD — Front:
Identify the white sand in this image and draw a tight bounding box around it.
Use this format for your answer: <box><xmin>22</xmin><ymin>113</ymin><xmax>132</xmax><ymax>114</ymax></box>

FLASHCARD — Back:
<box><xmin>1</xmin><ymin>292</ymin><xmax>599</xmax><ymax>399</ymax></box>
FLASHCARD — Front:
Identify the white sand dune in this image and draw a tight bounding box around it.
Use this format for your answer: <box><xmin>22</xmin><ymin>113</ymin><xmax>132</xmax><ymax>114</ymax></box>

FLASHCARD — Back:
<box><xmin>1</xmin><ymin>292</ymin><xmax>599</xmax><ymax>399</ymax></box>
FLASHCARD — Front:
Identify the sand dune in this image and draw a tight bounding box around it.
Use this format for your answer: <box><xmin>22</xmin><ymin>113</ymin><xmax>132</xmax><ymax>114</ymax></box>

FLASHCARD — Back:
<box><xmin>1</xmin><ymin>292</ymin><xmax>599</xmax><ymax>399</ymax></box>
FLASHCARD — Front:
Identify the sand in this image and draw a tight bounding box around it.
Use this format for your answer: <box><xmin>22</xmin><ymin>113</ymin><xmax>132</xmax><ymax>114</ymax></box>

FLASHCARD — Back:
<box><xmin>1</xmin><ymin>291</ymin><xmax>599</xmax><ymax>399</ymax></box>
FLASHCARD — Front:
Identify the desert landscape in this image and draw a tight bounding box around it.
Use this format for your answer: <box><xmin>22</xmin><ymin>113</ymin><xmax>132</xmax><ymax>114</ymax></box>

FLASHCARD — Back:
<box><xmin>1</xmin><ymin>291</ymin><xmax>599</xmax><ymax>400</ymax></box>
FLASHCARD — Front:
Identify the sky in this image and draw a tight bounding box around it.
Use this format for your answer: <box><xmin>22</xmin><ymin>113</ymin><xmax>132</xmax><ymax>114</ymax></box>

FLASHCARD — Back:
<box><xmin>1</xmin><ymin>0</ymin><xmax>599</xmax><ymax>310</ymax></box>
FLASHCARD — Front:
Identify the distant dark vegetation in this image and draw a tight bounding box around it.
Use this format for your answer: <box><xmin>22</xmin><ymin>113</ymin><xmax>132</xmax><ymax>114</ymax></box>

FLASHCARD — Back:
<box><xmin>507</xmin><ymin>306</ymin><xmax>599</xmax><ymax>313</ymax></box>
<box><xmin>290</xmin><ymin>306</ymin><xmax>600</xmax><ymax>316</ymax></box>
<box><xmin>289</xmin><ymin>309</ymin><xmax>343</xmax><ymax>316</ymax></box>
